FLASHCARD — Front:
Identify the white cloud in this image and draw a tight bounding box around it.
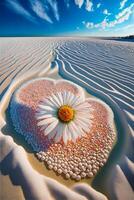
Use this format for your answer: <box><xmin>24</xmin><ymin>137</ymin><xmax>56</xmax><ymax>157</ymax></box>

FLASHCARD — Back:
<box><xmin>6</xmin><ymin>0</ymin><xmax>59</xmax><ymax>24</ymax></box>
<box><xmin>30</xmin><ymin>0</ymin><xmax>53</xmax><ymax>23</ymax></box>
<box><xmin>75</xmin><ymin>0</ymin><xmax>93</xmax><ymax>12</ymax></box>
<box><xmin>75</xmin><ymin>0</ymin><xmax>84</xmax><ymax>8</ymax></box>
<box><xmin>90</xmin><ymin>18</ymin><xmax>108</xmax><ymax>29</ymax></box>
<box><xmin>103</xmin><ymin>9</ymin><xmax>111</xmax><ymax>16</ymax></box>
<box><xmin>84</xmin><ymin>3</ymin><xmax>134</xmax><ymax>29</ymax></box>
<box><xmin>85</xmin><ymin>22</ymin><xmax>92</xmax><ymax>28</ymax></box>
<box><xmin>101</xmin><ymin>18</ymin><xmax>108</xmax><ymax>29</ymax></box>
<box><xmin>29</xmin><ymin>0</ymin><xmax>60</xmax><ymax>23</ymax></box>
<box><xmin>97</xmin><ymin>3</ymin><xmax>101</xmax><ymax>8</ymax></box>
<box><xmin>5</xmin><ymin>0</ymin><xmax>36</xmax><ymax>23</ymax></box>
<box><xmin>110</xmin><ymin>3</ymin><xmax>134</xmax><ymax>27</ymax></box>
<box><xmin>47</xmin><ymin>0</ymin><xmax>60</xmax><ymax>21</ymax></box>
<box><xmin>116</xmin><ymin>3</ymin><xmax>134</xmax><ymax>19</ymax></box>
<box><xmin>120</xmin><ymin>0</ymin><xmax>128</xmax><ymax>10</ymax></box>
<box><xmin>85</xmin><ymin>0</ymin><xmax>93</xmax><ymax>12</ymax></box>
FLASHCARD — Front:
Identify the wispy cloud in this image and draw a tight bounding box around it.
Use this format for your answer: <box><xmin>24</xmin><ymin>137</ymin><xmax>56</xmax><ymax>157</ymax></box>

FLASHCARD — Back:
<box><xmin>116</xmin><ymin>3</ymin><xmax>134</xmax><ymax>19</ymax></box>
<box><xmin>5</xmin><ymin>0</ymin><xmax>36</xmax><ymax>23</ymax></box>
<box><xmin>97</xmin><ymin>3</ymin><xmax>101</xmax><ymax>9</ymax></box>
<box><xmin>85</xmin><ymin>0</ymin><xmax>93</xmax><ymax>12</ymax></box>
<box><xmin>103</xmin><ymin>9</ymin><xmax>111</xmax><ymax>16</ymax></box>
<box><xmin>84</xmin><ymin>3</ymin><xmax>134</xmax><ymax>29</ymax></box>
<box><xmin>75</xmin><ymin>0</ymin><xmax>93</xmax><ymax>12</ymax></box>
<box><xmin>120</xmin><ymin>0</ymin><xmax>128</xmax><ymax>10</ymax></box>
<box><xmin>5</xmin><ymin>0</ymin><xmax>60</xmax><ymax>24</ymax></box>
<box><xmin>47</xmin><ymin>0</ymin><xmax>59</xmax><ymax>21</ymax></box>
<box><xmin>75</xmin><ymin>0</ymin><xmax>84</xmax><ymax>8</ymax></box>
<box><xmin>83</xmin><ymin>18</ymin><xmax>108</xmax><ymax>29</ymax></box>
<box><xmin>30</xmin><ymin>0</ymin><xmax>53</xmax><ymax>23</ymax></box>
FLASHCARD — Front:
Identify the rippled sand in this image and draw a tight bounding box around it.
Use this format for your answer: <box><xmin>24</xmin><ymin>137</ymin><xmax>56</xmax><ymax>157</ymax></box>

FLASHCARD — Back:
<box><xmin>0</xmin><ymin>37</ymin><xmax>134</xmax><ymax>200</ymax></box>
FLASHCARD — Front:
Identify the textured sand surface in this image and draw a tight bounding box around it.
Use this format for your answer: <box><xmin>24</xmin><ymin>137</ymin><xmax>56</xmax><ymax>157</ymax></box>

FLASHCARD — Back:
<box><xmin>0</xmin><ymin>37</ymin><xmax>134</xmax><ymax>200</ymax></box>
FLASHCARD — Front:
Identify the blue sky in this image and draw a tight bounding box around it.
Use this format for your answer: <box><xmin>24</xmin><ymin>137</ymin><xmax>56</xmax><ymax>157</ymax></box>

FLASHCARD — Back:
<box><xmin>0</xmin><ymin>0</ymin><xmax>134</xmax><ymax>36</ymax></box>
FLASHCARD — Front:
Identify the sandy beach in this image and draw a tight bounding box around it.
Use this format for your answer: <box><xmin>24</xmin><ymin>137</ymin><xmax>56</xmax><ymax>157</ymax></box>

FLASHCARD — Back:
<box><xmin>0</xmin><ymin>37</ymin><xmax>134</xmax><ymax>200</ymax></box>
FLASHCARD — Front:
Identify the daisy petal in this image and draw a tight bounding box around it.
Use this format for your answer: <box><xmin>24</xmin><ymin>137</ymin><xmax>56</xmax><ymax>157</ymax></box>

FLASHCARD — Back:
<box><xmin>75</xmin><ymin>119</ymin><xmax>90</xmax><ymax>133</ymax></box>
<box><xmin>68</xmin><ymin>122</ymin><xmax>78</xmax><ymax>142</ymax></box>
<box><xmin>76</xmin><ymin>117</ymin><xmax>90</xmax><ymax>124</ymax></box>
<box><xmin>38</xmin><ymin>105</ymin><xmax>54</xmax><ymax>111</ymax></box>
<box><xmin>63</xmin><ymin>125</ymin><xmax>68</xmax><ymax>144</ymax></box>
<box><xmin>44</xmin><ymin>119</ymin><xmax>59</xmax><ymax>135</ymax></box>
<box><xmin>40</xmin><ymin>124</ymin><xmax>48</xmax><ymax>131</ymax></box>
<box><xmin>51</xmin><ymin>94</ymin><xmax>61</xmax><ymax>107</ymax></box>
<box><xmin>42</xmin><ymin>99</ymin><xmax>55</xmax><ymax>107</ymax></box>
<box><xmin>70</xmin><ymin>121</ymin><xmax>82</xmax><ymax>137</ymax></box>
<box><xmin>62</xmin><ymin>91</ymin><xmax>67</xmax><ymax>105</ymax></box>
<box><xmin>47</xmin><ymin>127</ymin><xmax>57</xmax><ymax>139</ymax></box>
<box><xmin>54</xmin><ymin>123</ymin><xmax>64</xmax><ymax>143</ymax></box>
<box><xmin>74</xmin><ymin>102</ymin><xmax>90</xmax><ymax>110</ymax></box>
<box><xmin>65</xmin><ymin>91</ymin><xmax>72</xmax><ymax>105</ymax></box>
<box><xmin>36</xmin><ymin>114</ymin><xmax>54</xmax><ymax>120</ymax></box>
<box><xmin>67</xmin><ymin>129</ymin><xmax>72</xmax><ymax>141</ymax></box>
<box><xmin>47</xmin><ymin>96</ymin><xmax>59</xmax><ymax>107</ymax></box>
<box><xmin>71</xmin><ymin>96</ymin><xmax>83</xmax><ymax>107</ymax></box>
<box><xmin>37</xmin><ymin>117</ymin><xmax>57</xmax><ymax>126</ymax></box>
<box><xmin>36</xmin><ymin>109</ymin><xmax>56</xmax><ymax>116</ymax></box>
<box><xmin>56</xmin><ymin>92</ymin><xmax>63</xmax><ymax>105</ymax></box>
<box><xmin>67</xmin><ymin>93</ymin><xmax>76</xmax><ymax>105</ymax></box>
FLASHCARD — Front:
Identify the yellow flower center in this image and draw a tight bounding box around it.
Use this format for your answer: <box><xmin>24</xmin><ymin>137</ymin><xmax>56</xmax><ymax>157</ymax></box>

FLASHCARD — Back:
<box><xmin>58</xmin><ymin>105</ymin><xmax>74</xmax><ymax>122</ymax></box>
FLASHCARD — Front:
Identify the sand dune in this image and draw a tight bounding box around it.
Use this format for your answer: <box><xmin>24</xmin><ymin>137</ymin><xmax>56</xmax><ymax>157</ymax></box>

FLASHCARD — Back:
<box><xmin>55</xmin><ymin>39</ymin><xmax>134</xmax><ymax>128</ymax></box>
<box><xmin>0</xmin><ymin>37</ymin><xmax>134</xmax><ymax>200</ymax></box>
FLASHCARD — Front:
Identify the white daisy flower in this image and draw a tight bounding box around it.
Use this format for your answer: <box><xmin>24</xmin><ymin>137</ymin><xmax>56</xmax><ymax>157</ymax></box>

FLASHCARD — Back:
<box><xmin>36</xmin><ymin>91</ymin><xmax>92</xmax><ymax>144</ymax></box>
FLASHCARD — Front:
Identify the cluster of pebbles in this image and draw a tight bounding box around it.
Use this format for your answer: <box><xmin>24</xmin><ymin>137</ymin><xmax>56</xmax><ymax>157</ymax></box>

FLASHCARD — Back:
<box><xmin>10</xmin><ymin>78</ymin><xmax>116</xmax><ymax>181</ymax></box>
<box><xmin>36</xmin><ymin>124</ymin><xmax>115</xmax><ymax>181</ymax></box>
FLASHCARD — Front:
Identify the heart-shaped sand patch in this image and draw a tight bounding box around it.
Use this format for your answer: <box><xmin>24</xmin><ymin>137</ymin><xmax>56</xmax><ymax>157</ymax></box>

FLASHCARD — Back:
<box><xmin>10</xmin><ymin>78</ymin><xmax>116</xmax><ymax>181</ymax></box>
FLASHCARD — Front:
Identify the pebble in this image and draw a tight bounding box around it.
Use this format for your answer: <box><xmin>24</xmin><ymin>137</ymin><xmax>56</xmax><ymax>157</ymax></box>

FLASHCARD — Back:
<box><xmin>81</xmin><ymin>166</ymin><xmax>86</xmax><ymax>171</ymax></box>
<box><xmin>102</xmin><ymin>159</ymin><xmax>106</xmax><ymax>163</ymax></box>
<box><xmin>63</xmin><ymin>169</ymin><xmax>68</xmax><ymax>174</ymax></box>
<box><xmin>87</xmin><ymin>172</ymin><xmax>94</xmax><ymax>178</ymax></box>
<box><xmin>54</xmin><ymin>166</ymin><xmax>58</xmax><ymax>171</ymax></box>
<box><xmin>81</xmin><ymin>172</ymin><xmax>86</xmax><ymax>178</ymax></box>
<box><xmin>61</xmin><ymin>163</ymin><xmax>65</xmax><ymax>167</ymax></box>
<box><xmin>87</xmin><ymin>165</ymin><xmax>92</xmax><ymax>170</ymax></box>
<box><xmin>93</xmin><ymin>169</ymin><xmax>97</xmax><ymax>174</ymax></box>
<box><xmin>57</xmin><ymin>169</ymin><xmax>62</xmax><ymax>174</ymax></box>
<box><xmin>78</xmin><ymin>163</ymin><xmax>83</xmax><ymax>167</ymax></box>
<box><xmin>40</xmin><ymin>156</ymin><xmax>45</xmax><ymax>161</ymax></box>
<box><xmin>47</xmin><ymin>160</ymin><xmax>52</xmax><ymax>165</ymax></box>
<box><xmin>76</xmin><ymin>175</ymin><xmax>81</xmax><ymax>181</ymax></box>
<box><xmin>37</xmin><ymin>154</ymin><xmax>42</xmax><ymax>159</ymax></box>
<box><xmin>69</xmin><ymin>171</ymin><xmax>73</xmax><ymax>176</ymax></box>
<box><xmin>92</xmin><ymin>164</ymin><xmax>97</xmax><ymax>169</ymax></box>
<box><xmin>99</xmin><ymin>162</ymin><xmax>104</xmax><ymax>167</ymax></box>
<box><xmin>65</xmin><ymin>173</ymin><xmax>70</xmax><ymax>179</ymax></box>
<box><xmin>72</xmin><ymin>173</ymin><xmax>77</xmax><ymax>179</ymax></box>
<box><xmin>87</xmin><ymin>160</ymin><xmax>91</xmax><ymax>164</ymax></box>
<box><xmin>74</xmin><ymin>167</ymin><xmax>79</xmax><ymax>172</ymax></box>
<box><xmin>48</xmin><ymin>165</ymin><xmax>53</xmax><ymax>169</ymax></box>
